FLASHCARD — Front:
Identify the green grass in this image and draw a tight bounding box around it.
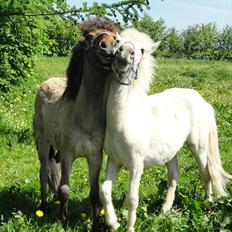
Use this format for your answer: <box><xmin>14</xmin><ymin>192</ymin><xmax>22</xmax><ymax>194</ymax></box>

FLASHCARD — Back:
<box><xmin>0</xmin><ymin>57</ymin><xmax>231</xmax><ymax>231</ymax></box>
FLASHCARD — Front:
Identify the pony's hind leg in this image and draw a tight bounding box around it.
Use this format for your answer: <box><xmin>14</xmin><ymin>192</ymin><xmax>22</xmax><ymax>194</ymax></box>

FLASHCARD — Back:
<box><xmin>48</xmin><ymin>148</ymin><xmax>61</xmax><ymax>200</ymax></box>
<box><xmin>161</xmin><ymin>156</ymin><xmax>179</xmax><ymax>214</ymax></box>
<box><xmin>37</xmin><ymin>139</ymin><xmax>50</xmax><ymax>213</ymax></box>
<box><xmin>188</xmin><ymin>144</ymin><xmax>213</xmax><ymax>201</ymax></box>
<box><xmin>99</xmin><ymin>157</ymin><xmax>121</xmax><ymax>230</ymax></box>
<box><xmin>58</xmin><ymin>153</ymin><xmax>73</xmax><ymax>222</ymax></box>
<box><xmin>87</xmin><ymin>152</ymin><xmax>103</xmax><ymax>232</ymax></box>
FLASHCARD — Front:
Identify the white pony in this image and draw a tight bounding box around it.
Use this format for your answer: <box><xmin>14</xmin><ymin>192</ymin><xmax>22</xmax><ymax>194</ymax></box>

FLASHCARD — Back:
<box><xmin>100</xmin><ymin>28</ymin><xmax>232</xmax><ymax>232</ymax></box>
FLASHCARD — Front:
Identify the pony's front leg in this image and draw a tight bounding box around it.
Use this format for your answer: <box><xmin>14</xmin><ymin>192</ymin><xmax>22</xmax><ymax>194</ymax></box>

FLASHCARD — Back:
<box><xmin>127</xmin><ymin>162</ymin><xmax>144</xmax><ymax>232</ymax></box>
<box><xmin>161</xmin><ymin>156</ymin><xmax>179</xmax><ymax>214</ymax></box>
<box><xmin>58</xmin><ymin>153</ymin><xmax>73</xmax><ymax>222</ymax></box>
<box><xmin>100</xmin><ymin>157</ymin><xmax>121</xmax><ymax>230</ymax></box>
<box><xmin>87</xmin><ymin>152</ymin><xmax>103</xmax><ymax>232</ymax></box>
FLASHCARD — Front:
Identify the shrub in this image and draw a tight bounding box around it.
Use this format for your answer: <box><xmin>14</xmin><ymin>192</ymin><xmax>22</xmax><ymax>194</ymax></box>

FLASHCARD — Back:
<box><xmin>43</xmin><ymin>16</ymin><xmax>81</xmax><ymax>56</ymax></box>
<box><xmin>0</xmin><ymin>0</ymin><xmax>49</xmax><ymax>92</ymax></box>
<box><xmin>218</xmin><ymin>26</ymin><xmax>232</xmax><ymax>60</ymax></box>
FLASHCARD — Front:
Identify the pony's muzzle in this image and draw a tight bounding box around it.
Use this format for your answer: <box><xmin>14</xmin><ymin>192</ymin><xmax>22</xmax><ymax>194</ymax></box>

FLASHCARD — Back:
<box><xmin>99</xmin><ymin>40</ymin><xmax>116</xmax><ymax>56</ymax></box>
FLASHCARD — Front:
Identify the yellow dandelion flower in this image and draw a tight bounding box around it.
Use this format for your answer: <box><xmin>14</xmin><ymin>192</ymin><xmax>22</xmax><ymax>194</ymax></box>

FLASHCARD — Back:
<box><xmin>100</xmin><ymin>209</ymin><xmax>105</xmax><ymax>216</ymax></box>
<box><xmin>36</xmin><ymin>210</ymin><xmax>44</xmax><ymax>217</ymax></box>
<box><xmin>16</xmin><ymin>96</ymin><xmax>21</xmax><ymax>102</ymax></box>
<box><xmin>54</xmin><ymin>200</ymin><xmax>60</xmax><ymax>205</ymax></box>
<box><xmin>81</xmin><ymin>213</ymin><xmax>86</xmax><ymax>218</ymax></box>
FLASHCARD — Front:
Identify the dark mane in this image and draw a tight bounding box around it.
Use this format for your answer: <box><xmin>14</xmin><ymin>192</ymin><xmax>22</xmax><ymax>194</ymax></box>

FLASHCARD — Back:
<box><xmin>63</xmin><ymin>17</ymin><xmax>120</xmax><ymax>100</ymax></box>
<box><xmin>80</xmin><ymin>16</ymin><xmax>120</xmax><ymax>37</ymax></box>
<box><xmin>63</xmin><ymin>40</ymin><xmax>86</xmax><ymax>99</ymax></box>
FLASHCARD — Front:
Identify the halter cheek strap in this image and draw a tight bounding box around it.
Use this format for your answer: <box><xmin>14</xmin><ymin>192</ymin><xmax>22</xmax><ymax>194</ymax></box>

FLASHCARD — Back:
<box><xmin>133</xmin><ymin>63</ymin><xmax>139</xmax><ymax>80</ymax></box>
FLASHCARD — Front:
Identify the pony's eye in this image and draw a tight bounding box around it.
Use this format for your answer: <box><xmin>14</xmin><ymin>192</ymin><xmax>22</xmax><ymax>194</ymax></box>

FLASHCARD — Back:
<box><xmin>131</xmin><ymin>51</ymin><xmax>134</xmax><ymax>56</ymax></box>
<box><xmin>116</xmin><ymin>40</ymin><xmax>120</xmax><ymax>44</ymax></box>
<box><xmin>87</xmin><ymin>34</ymin><xmax>93</xmax><ymax>40</ymax></box>
<box><xmin>113</xmin><ymin>36</ymin><xmax>116</xmax><ymax>40</ymax></box>
<box><xmin>141</xmin><ymin>48</ymin><xmax>144</xmax><ymax>54</ymax></box>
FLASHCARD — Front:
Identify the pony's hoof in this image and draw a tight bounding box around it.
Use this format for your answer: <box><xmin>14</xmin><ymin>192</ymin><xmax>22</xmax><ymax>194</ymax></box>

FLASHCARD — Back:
<box><xmin>161</xmin><ymin>205</ymin><xmax>170</xmax><ymax>214</ymax></box>
<box><xmin>111</xmin><ymin>222</ymin><xmax>120</xmax><ymax>230</ymax></box>
<box><xmin>207</xmin><ymin>195</ymin><xmax>213</xmax><ymax>202</ymax></box>
<box><xmin>127</xmin><ymin>227</ymin><xmax>135</xmax><ymax>232</ymax></box>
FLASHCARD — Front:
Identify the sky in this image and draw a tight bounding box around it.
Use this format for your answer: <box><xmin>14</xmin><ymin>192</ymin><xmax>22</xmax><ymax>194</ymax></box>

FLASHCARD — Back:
<box><xmin>67</xmin><ymin>0</ymin><xmax>232</xmax><ymax>31</ymax></box>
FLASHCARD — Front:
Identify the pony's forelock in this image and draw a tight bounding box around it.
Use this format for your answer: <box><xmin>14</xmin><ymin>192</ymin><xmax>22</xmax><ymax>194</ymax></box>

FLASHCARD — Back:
<box><xmin>80</xmin><ymin>16</ymin><xmax>120</xmax><ymax>38</ymax></box>
<box><xmin>64</xmin><ymin>17</ymin><xmax>119</xmax><ymax>100</ymax></box>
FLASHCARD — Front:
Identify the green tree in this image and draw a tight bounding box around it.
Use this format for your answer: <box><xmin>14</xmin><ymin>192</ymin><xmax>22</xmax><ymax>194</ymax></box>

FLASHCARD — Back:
<box><xmin>0</xmin><ymin>0</ymin><xmax>69</xmax><ymax>92</ymax></box>
<box><xmin>218</xmin><ymin>26</ymin><xmax>232</xmax><ymax>60</ymax></box>
<box><xmin>0</xmin><ymin>0</ymin><xmax>48</xmax><ymax>92</ymax></box>
<box><xmin>43</xmin><ymin>16</ymin><xmax>80</xmax><ymax>56</ymax></box>
<box><xmin>133</xmin><ymin>14</ymin><xmax>168</xmax><ymax>55</ymax></box>
<box><xmin>0</xmin><ymin>0</ymin><xmax>150</xmax><ymax>93</ymax></box>
<box><xmin>166</xmin><ymin>27</ymin><xmax>184</xmax><ymax>58</ymax></box>
<box><xmin>182</xmin><ymin>23</ymin><xmax>218</xmax><ymax>59</ymax></box>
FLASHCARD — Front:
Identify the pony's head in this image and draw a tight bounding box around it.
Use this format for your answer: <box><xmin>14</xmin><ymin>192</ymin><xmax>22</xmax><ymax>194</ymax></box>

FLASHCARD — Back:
<box><xmin>113</xmin><ymin>28</ymin><xmax>160</xmax><ymax>91</ymax></box>
<box><xmin>65</xmin><ymin>17</ymin><xmax>120</xmax><ymax>99</ymax></box>
<box><xmin>80</xmin><ymin>16</ymin><xmax>120</xmax><ymax>66</ymax></box>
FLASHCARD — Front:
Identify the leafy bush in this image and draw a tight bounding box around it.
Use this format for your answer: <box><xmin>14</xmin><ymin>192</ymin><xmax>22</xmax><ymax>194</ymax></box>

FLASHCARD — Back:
<box><xmin>0</xmin><ymin>0</ymin><xmax>47</xmax><ymax>92</ymax></box>
<box><xmin>133</xmin><ymin>14</ymin><xmax>168</xmax><ymax>56</ymax></box>
<box><xmin>182</xmin><ymin>23</ymin><xmax>219</xmax><ymax>60</ymax></box>
<box><xmin>135</xmin><ymin>15</ymin><xmax>232</xmax><ymax>61</ymax></box>
<box><xmin>0</xmin><ymin>0</ymin><xmax>150</xmax><ymax>93</ymax></box>
<box><xmin>43</xmin><ymin>16</ymin><xmax>81</xmax><ymax>56</ymax></box>
<box><xmin>218</xmin><ymin>26</ymin><xmax>232</xmax><ymax>60</ymax></box>
<box><xmin>166</xmin><ymin>28</ymin><xmax>184</xmax><ymax>58</ymax></box>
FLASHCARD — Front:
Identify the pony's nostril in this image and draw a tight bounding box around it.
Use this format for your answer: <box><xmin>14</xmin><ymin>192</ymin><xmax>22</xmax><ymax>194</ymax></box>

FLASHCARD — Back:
<box><xmin>100</xmin><ymin>40</ymin><xmax>107</xmax><ymax>49</ymax></box>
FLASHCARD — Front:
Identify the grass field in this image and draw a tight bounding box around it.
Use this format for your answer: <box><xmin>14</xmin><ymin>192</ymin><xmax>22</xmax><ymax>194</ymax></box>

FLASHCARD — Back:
<box><xmin>0</xmin><ymin>57</ymin><xmax>231</xmax><ymax>231</ymax></box>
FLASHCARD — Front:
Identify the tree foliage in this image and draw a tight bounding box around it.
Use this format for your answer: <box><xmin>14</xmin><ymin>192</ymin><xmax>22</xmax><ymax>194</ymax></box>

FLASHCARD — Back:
<box><xmin>0</xmin><ymin>0</ymin><xmax>67</xmax><ymax>92</ymax></box>
<box><xmin>166</xmin><ymin>28</ymin><xmax>184</xmax><ymax>58</ymax></box>
<box><xmin>43</xmin><ymin>16</ymin><xmax>81</xmax><ymax>56</ymax></box>
<box><xmin>218</xmin><ymin>26</ymin><xmax>232</xmax><ymax>60</ymax></box>
<box><xmin>135</xmin><ymin>14</ymin><xmax>232</xmax><ymax>60</ymax></box>
<box><xmin>182</xmin><ymin>23</ymin><xmax>219</xmax><ymax>59</ymax></box>
<box><xmin>0</xmin><ymin>0</ymin><xmax>48</xmax><ymax>92</ymax></box>
<box><xmin>0</xmin><ymin>0</ymin><xmax>150</xmax><ymax>93</ymax></box>
<box><xmin>133</xmin><ymin>15</ymin><xmax>168</xmax><ymax>55</ymax></box>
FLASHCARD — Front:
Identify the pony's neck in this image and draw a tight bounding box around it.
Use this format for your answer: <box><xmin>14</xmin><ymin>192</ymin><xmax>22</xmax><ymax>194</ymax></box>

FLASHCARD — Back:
<box><xmin>74</xmin><ymin>54</ymin><xmax>112</xmax><ymax>122</ymax></box>
<box><xmin>107</xmin><ymin>53</ymin><xmax>155</xmax><ymax>123</ymax></box>
<box><xmin>108</xmin><ymin>79</ymin><xmax>135</xmax><ymax>118</ymax></box>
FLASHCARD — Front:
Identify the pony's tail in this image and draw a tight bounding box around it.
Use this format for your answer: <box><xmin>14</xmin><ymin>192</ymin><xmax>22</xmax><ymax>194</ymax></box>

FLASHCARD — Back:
<box><xmin>207</xmin><ymin>119</ymin><xmax>232</xmax><ymax>196</ymax></box>
<box><xmin>48</xmin><ymin>146</ymin><xmax>61</xmax><ymax>196</ymax></box>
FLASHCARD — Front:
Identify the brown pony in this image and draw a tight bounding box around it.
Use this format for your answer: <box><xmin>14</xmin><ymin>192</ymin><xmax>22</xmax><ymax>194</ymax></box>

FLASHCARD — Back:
<box><xmin>33</xmin><ymin>17</ymin><xmax>119</xmax><ymax>230</ymax></box>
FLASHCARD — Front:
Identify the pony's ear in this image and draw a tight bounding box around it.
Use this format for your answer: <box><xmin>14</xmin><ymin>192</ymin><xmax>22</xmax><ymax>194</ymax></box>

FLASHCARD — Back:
<box><xmin>149</xmin><ymin>41</ymin><xmax>161</xmax><ymax>53</ymax></box>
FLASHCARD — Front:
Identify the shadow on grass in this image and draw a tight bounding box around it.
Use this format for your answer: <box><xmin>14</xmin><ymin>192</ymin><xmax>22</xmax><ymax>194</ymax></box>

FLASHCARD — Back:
<box><xmin>0</xmin><ymin>185</ymin><xmax>110</xmax><ymax>231</ymax></box>
<box><xmin>0</xmin><ymin>126</ymin><xmax>33</xmax><ymax>146</ymax></box>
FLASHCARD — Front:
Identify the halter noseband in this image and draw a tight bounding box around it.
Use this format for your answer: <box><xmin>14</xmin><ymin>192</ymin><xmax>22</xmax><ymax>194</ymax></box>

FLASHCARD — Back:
<box><xmin>114</xmin><ymin>41</ymin><xmax>140</xmax><ymax>86</ymax></box>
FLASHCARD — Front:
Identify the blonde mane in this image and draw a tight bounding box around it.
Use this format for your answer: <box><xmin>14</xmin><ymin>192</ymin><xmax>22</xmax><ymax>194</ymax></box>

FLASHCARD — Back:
<box><xmin>120</xmin><ymin>28</ymin><xmax>156</xmax><ymax>94</ymax></box>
